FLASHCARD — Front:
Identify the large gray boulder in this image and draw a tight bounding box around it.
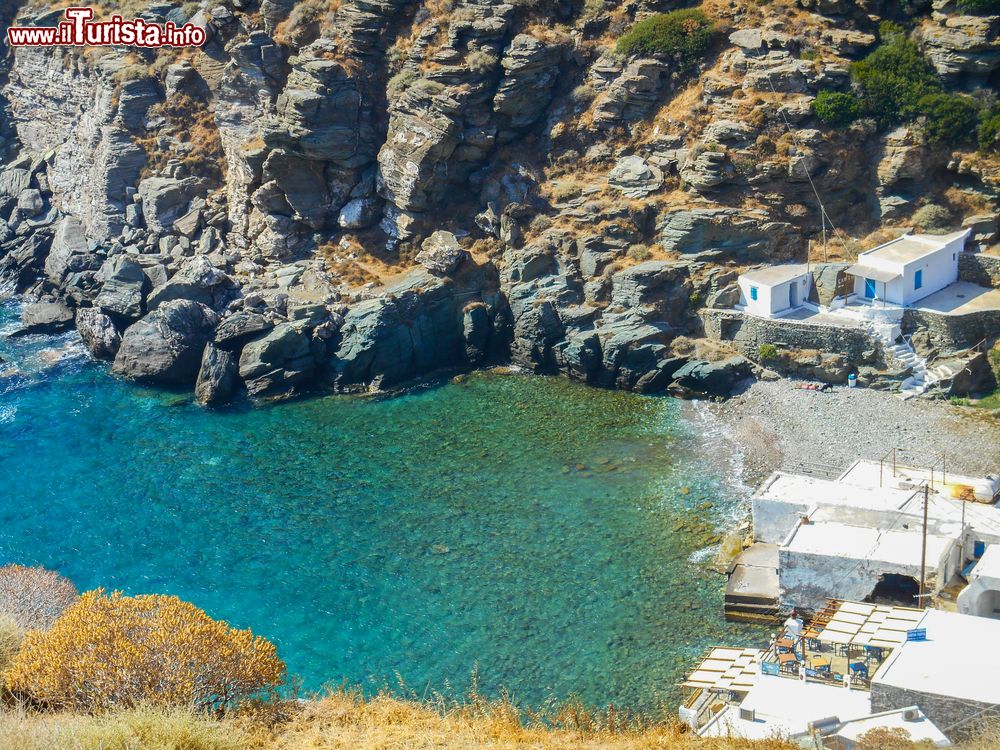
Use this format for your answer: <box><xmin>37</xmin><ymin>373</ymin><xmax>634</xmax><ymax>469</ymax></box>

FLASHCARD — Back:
<box><xmin>608</xmin><ymin>155</ymin><xmax>663</xmax><ymax>198</ymax></box>
<box><xmin>112</xmin><ymin>300</ymin><xmax>219</xmax><ymax>385</ymax></box>
<box><xmin>610</xmin><ymin>261</ymin><xmax>691</xmax><ymax>324</ymax></box>
<box><xmin>95</xmin><ymin>256</ymin><xmax>149</xmax><ymax>320</ymax></box>
<box><xmin>238</xmin><ymin>322</ymin><xmax>316</xmax><ymax>398</ymax></box>
<box><xmin>9</xmin><ymin>301</ymin><xmax>73</xmax><ymax>337</ymax></box>
<box><xmin>213</xmin><ymin>311</ymin><xmax>273</xmax><ymax>350</ymax></box>
<box><xmin>195</xmin><ymin>342</ymin><xmax>239</xmax><ymax>406</ymax></box>
<box><xmin>44</xmin><ymin>216</ymin><xmax>103</xmax><ymax>291</ymax></box>
<box><xmin>146</xmin><ymin>256</ymin><xmax>236</xmax><ymax>312</ymax></box>
<box><xmin>671</xmin><ymin>356</ymin><xmax>753</xmax><ymax>397</ymax></box>
<box><xmin>415</xmin><ymin>231</ymin><xmax>468</xmax><ymax>277</ymax></box>
<box><xmin>138</xmin><ymin>177</ymin><xmax>203</xmax><ymax>234</ymax></box>
<box><xmin>76</xmin><ymin>308</ymin><xmax>121</xmax><ymax>360</ymax></box>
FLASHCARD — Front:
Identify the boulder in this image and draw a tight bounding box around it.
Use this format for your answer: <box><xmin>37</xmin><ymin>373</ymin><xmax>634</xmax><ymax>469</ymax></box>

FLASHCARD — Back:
<box><xmin>238</xmin><ymin>322</ymin><xmax>316</xmax><ymax>398</ymax></box>
<box><xmin>416</xmin><ymin>230</ymin><xmax>469</xmax><ymax>276</ymax></box>
<box><xmin>9</xmin><ymin>301</ymin><xmax>74</xmax><ymax>337</ymax></box>
<box><xmin>95</xmin><ymin>256</ymin><xmax>148</xmax><ymax>320</ymax></box>
<box><xmin>213</xmin><ymin>311</ymin><xmax>274</xmax><ymax>350</ymax></box>
<box><xmin>75</xmin><ymin>307</ymin><xmax>122</xmax><ymax>360</ymax></box>
<box><xmin>671</xmin><ymin>356</ymin><xmax>753</xmax><ymax>397</ymax></box>
<box><xmin>195</xmin><ymin>342</ymin><xmax>239</xmax><ymax>406</ymax></box>
<box><xmin>112</xmin><ymin>300</ymin><xmax>219</xmax><ymax>385</ymax></box>
<box><xmin>608</xmin><ymin>155</ymin><xmax>663</xmax><ymax>198</ymax></box>
<box><xmin>137</xmin><ymin>177</ymin><xmax>202</xmax><ymax>234</ymax></box>
<box><xmin>146</xmin><ymin>256</ymin><xmax>236</xmax><ymax>311</ymax></box>
<box><xmin>16</xmin><ymin>189</ymin><xmax>43</xmax><ymax>216</ymax></box>
<box><xmin>338</xmin><ymin>197</ymin><xmax>382</xmax><ymax>229</ymax></box>
<box><xmin>610</xmin><ymin>261</ymin><xmax>691</xmax><ymax>324</ymax></box>
<box><xmin>44</xmin><ymin>216</ymin><xmax>102</xmax><ymax>289</ymax></box>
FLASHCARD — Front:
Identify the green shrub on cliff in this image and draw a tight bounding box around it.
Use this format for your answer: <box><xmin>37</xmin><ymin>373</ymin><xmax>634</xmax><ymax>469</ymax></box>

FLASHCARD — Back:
<box><xmin>912</xmin><ymin>203</ymin><xmax>952</xmax><ymax>233</ymax></box>
<box><xmin>956</xmin><ymin>0</ymin><xmax>1000</xmax><ymax>15</ymax></box>
<box><xmin>917</xmin><ymin>93</ymin><xmax>980</xmax><ymax>145</ymax></box>
<box><xmin>758</xmin><ymin>344</ymin><xmax>779</xmax><ymax>361</ymax></box>
<box><xmin>979</xmin><ymin>104</ymin><xmax>1000</xmax><ymax>153</ymax></box>
<box><xmin>849</xmin><ymin>24</ymin><xmax>941</xmax><ymax>127</ymax></box>
<box><xmin>812</xmin><ymin>91</ymin><xmax>861</xmax><ymax>127</ymax></box>
<box><xmin>616</xmin><ymin>10</ymin><xmax>715</xmax><ymax>73</ymax></box>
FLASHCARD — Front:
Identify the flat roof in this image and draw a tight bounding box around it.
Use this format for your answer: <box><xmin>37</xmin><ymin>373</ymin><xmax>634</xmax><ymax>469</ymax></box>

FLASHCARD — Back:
<box><xmin>875</xmin><ymin>608</ymin><xmax>1000</xmax><ymax>706</ymax></box>
<box><xmin>783</xmin><ymin>522</ymin><xmax>953</xmax><ymax>570</ymax></box>
<box><xmin>970</xmin><ymin>543</ymin><xmax>1000</xmax><ymax>581</ymax></box>
<box><xmin>699</xmin><ymin>676</ymin><xmax>872</xmax><ymax>739</ymax></box>
<box><xmin>835</xmin><ymin>708</ymin><xmax>951</xmax><ymax>747</ymax></box>
<box><xmin>740</xmin><ymin>264</ymin><xmax>810</xmax><ymax>286</ymax></box>
<box><xmin>859</xmin><ymin>230</ymin><xmax>969</xmax><ymax>266</ymax></box>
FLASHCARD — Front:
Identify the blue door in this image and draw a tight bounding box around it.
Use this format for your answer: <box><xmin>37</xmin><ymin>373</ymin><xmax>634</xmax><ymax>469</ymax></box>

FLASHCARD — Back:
<box><xmin>914</xmin><ymin>269</ymin><xmax>923</xmax><ymax>291</ymax></box>
<box><xmin>864</xmin><ymin>278</ymin><xmax>877</xmax><ymax>299</ymax></box>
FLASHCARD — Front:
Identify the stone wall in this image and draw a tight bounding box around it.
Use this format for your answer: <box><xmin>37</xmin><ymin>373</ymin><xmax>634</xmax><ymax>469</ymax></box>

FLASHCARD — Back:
<box><xmin>902</xmin><ymin>308</ymin><xmax>1000</xmax><ymax>353</ymax></box>
<box><xmin>701</xmin><ymin>309</ymin><xmax>879</xmax><ymax>364</ymax></box>
<box><xmin>871</xmin><ymin>683</ymin><xmax>999</xmax><ymax>741</ymax></box>
<box><xmin>959</xmin><ymin>253</ymin><xmax>1000</xmax><ymax>289</ymax></box>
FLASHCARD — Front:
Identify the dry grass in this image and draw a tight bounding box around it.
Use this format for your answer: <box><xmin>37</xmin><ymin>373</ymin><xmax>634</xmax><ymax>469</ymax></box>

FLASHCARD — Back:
<box><xmin>134</xmin><ymin>94</ymin><xmax>226</xmax><ymax>183</ymax></box>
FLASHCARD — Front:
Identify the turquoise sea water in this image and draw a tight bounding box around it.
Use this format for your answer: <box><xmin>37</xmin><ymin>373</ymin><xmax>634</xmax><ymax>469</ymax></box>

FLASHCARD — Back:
<box><xmin>0</xmin><ymin>299</ymin><xmax>762</xmax><ymax>713</ymax></box>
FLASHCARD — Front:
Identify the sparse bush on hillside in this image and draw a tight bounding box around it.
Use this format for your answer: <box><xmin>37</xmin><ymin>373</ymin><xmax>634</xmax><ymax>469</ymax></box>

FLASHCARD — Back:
<box><xmin>5</xmin><ymin>590</ymin><xmax>285</xmax><ymax>712</ymax></box>
<box><xmin>917</xmin><ymin>92</ymin><xmax>980</xmax><ymax>145</ymax></box>
<box><xmin>758</xmin><ymin>343</ymin><xmax>778</xmax><ymax>361</ymax></box>
<box><xmin>615</xmin><ymin>9</ymin><xmax>716</xmax><ymax>73</ymax></box>
<box><xmin>849</xmin><ymin>24</ymin><xmax>941</xmax><ymax>127</ymax></box>
<box><xmin>978</xmin><ymin>104</ymin><xmax>1000</xmax><ymax>153</ymax></box>
<box><xmin>812</xmin><ymin>91</ymin><xmax>861</xmax><ymax>127</ymax></box>
<box><xmin>387</xmin><ymin>69</ymin><xmax>417</xmax><ymax>98</ymax></box>
<box><xmin>0</xmin><ymin>564</ymin><xmax>78</xmax><ymax>631</ymax></box>
<box><xmin>956</xmin><ymin>0</ymin><xmax>1000</xmax><ymax>14</ymax></box>
<box><xmin>627</xmin><ymin>244</ymin><xmax>651</xmax><ymax>261</ymax></box>
<box><xmin>911</xmin><ymin>203</ymin><xmax>952</xmax><ymax>233</ymax></box>
<box><xmin>0</xmin><ymin>614</ymin><xmax>24</xmax><ymax>673</ymax></box>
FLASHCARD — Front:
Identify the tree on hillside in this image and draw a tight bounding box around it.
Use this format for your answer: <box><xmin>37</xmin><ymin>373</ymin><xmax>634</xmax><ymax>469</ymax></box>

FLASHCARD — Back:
<box><xmin>5</xmin><ymin>590</ymin><xmax>285</xmax><ymax>712</ymax></box>
<box><xmin>0</xmin><ymin>564</ymin><xmax>78</xmax><ymax>630</ymax></box>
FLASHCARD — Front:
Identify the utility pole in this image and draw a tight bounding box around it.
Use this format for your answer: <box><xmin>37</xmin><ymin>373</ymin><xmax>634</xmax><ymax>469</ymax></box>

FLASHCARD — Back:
<box><xmin>919</xmin><ymin>483</ymin><xmax>929</xmax><ymax>607</ymax></box>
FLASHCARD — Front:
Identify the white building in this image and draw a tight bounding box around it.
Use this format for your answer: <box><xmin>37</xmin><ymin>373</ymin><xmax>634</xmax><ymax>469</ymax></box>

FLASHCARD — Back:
<box><xmin>846</xmin><ymin>230</ymin><xmax>970</xmax><ymax>307</ymax></box>
<box><xmin>738</xmin><ymin>264</ymin><xmax>813</xmax><ymax>318</ymax></box>
<box><xmin>750</xmin><ymin>458</ymin><xmax>1000</xmax><ymax>611</ymax></box>
<box><xmin>956</xmin><ymin>544</ymin><xmax>1000</xmax><ymax>619</ymax></box>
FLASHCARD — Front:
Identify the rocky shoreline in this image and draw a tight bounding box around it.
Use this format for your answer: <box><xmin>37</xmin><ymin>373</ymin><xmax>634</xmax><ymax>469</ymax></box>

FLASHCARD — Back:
<box><xmin>705</xmin><ymin>378</ymin><xmax>1000</xmax><ymax>488</ymax></box>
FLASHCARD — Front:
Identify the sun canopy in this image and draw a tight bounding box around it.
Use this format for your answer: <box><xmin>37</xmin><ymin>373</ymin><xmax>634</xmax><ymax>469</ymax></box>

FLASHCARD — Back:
<box><xmin>807</xmin><ymin>600</ymin><xmax>923</xmax><ymax>650</ymax></box>
<box><xmin>681</xmin><ymin>647</ymin><xmax>762</xmax><ymax>691</ymax></box>
<box><xmin>845</xmin><ymin>264</ymin><xmax>899</xmax><ymax>283</ymax></box>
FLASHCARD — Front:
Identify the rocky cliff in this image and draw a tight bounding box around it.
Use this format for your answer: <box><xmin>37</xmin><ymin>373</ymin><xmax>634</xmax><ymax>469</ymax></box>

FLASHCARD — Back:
<box><xmin>0</xmin><ymin>0</ymin><xmax>997</xmax><ymax>403</ymax></box>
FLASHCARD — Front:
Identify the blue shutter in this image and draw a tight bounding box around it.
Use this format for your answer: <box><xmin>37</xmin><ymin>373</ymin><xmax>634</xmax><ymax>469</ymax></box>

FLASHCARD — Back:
<box><xmin>750</xmin><ymin>286</ymin><xmax>758</xmax><ymax>301</ymax></box>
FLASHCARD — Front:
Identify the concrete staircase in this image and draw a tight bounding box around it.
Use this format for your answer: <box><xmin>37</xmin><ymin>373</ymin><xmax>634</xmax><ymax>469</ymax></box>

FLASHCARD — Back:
<box><xmin>866</xmin><ymin>322</ymin><xmax>954</xmax><ymax>399</ymax></box>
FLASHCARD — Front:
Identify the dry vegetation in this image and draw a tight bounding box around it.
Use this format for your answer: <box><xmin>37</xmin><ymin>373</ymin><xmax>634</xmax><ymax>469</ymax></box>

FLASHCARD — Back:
<box><xmin>135</xmin><ymin>94</ymin><xmax>226</xmax><ymax>183</ymax></box>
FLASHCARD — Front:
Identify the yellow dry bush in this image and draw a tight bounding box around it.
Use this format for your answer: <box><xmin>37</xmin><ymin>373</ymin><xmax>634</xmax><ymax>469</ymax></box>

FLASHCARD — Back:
<box><xmin>4</xmin><ymin>590</ymin><xmax>285</xmax><ymax>713</ymax></box>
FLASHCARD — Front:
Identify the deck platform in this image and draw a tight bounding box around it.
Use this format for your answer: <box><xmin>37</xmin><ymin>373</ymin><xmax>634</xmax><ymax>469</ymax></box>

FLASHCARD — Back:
<box><xmin>725</xmin><ymin>543</ymin><xmax>780</xmax><ymax>623</ymax></box>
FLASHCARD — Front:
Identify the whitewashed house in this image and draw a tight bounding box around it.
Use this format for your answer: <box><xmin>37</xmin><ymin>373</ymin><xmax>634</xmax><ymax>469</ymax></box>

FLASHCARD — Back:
<box><xmin>737</xmin><ymin>264</ymin><xmax>812</xmax><ymax>318</ymax></box>
<box><xmin>957</xmin><ymin>544</ymin><xmax>1000</xmax><ymax>620</ymax></box>
<box><xmin>846</xmin><ymin>229</ymin><xmax>970</xmax><ymax>306</ymax></box>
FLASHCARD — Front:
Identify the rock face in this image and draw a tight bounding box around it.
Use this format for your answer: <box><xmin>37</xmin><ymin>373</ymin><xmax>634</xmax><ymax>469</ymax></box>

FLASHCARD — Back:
<box><xmin>112</xmin><ymin>300</ymin><xmax>219</xmax><ymax>385</ymax></box>
<box><xmin>0</xmin><ymin>0</ymin><xmax>996</xmax><ymax>406</ymax></box>
<box><xmin>9</xmin><ymin>300</ymin><xmax>73</xmax><ymax>337</ymax></box>
<box><xmin>239</xmin><ymin>322</ymin><xmax>316</xmax><ymax>398</ymax></box>
<box><xmin>75</xmin><ymin>307</ymin><xmax>121</xmax><ymax>360</ymax></box>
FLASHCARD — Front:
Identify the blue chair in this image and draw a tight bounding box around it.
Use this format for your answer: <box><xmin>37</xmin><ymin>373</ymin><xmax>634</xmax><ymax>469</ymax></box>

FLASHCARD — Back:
<box><xmin>849</xmin><ymin>661</ymin><xmax>868</xmax><ymax>680</ymax></box>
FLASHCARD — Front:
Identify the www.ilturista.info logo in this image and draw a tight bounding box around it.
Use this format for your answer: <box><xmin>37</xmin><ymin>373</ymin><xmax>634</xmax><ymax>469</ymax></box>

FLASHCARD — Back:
<box><xmin>7</xmin><ymin>7</ymin><xmax>207</xmax><ymax>48</ymax></box>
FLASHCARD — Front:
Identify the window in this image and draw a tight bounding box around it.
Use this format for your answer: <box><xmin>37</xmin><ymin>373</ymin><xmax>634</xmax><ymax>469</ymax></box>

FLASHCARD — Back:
<box><xmin>953</xmin><ymin>253</ymin><xmax>957</xmax><ymax>261</ymax></box>
<box><xmin>750</xmin><ymin>286</ymin><xmax>758</xmax><ymax>301</ymax></box>
<box><xmin>914</xmin><ymin>269</ymin><xmax>923</xmax><ymax>290</ymax></box>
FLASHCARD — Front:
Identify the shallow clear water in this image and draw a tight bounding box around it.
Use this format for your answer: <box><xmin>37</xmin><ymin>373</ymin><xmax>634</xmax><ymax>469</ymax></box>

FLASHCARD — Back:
<box><xmin>0</xmin><ymin>299</ymin><xmax>762</xmax><ymax>713</ymax></box>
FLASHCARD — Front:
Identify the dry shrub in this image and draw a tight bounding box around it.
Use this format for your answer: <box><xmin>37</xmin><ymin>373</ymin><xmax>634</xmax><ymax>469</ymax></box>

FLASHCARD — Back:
<box><xmin>0</xmin><ymin>613</ymin><xmax>25</xmax><ymax>672</ymax></box>
<box><xmin>5</xmin><ymin>590</ymin><xmax>285</xmax><ymax>712</ymax></box>
<box><xmin>136</xmin><ymin>94</ymin><xmax>226</xmax><ymax>183</ymax></box>
<box><xmin>0</xmin><ymin>564</ymin><xmax>78</xmax><ymax>631</ymax></box>
<box><xmin>0</xmin><ymin>705</ymin><xmax>252</xmax><ymax>750</ymax></box>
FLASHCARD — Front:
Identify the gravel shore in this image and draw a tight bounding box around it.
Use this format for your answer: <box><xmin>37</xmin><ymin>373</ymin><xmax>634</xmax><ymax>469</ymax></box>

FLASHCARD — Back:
<box><xmin>701</xmin><ymin>379</ymin><xmax>1000</xmax><ymax>488</ymax></box>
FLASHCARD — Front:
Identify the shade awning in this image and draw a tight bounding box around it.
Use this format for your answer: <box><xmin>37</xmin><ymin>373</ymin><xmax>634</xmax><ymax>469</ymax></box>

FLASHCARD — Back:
<box><xmin>845</xmin><ymin>264</ymin><xmax>900</xmax><ymax>283</ymax></box>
